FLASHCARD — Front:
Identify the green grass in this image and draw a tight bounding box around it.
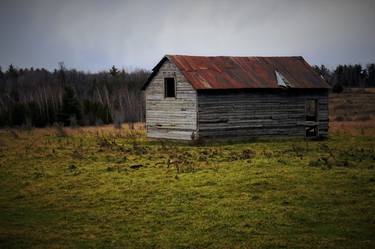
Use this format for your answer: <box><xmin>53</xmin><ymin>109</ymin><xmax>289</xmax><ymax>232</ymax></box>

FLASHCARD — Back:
<box><xmin>0</xmin><ymin>128</ymin><xmax>374</xmax><ymax>248</ymax></box>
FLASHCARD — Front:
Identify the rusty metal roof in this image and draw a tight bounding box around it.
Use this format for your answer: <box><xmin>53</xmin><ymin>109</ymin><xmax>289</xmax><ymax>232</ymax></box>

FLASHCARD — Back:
<box><xmin>142</xmin><ymin>55</ymin><xmax>331</xmax><ymax>90</ymax></box>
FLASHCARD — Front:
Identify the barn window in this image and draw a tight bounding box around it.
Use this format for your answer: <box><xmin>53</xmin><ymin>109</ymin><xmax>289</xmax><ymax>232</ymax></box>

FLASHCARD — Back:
<box><xmin>164</xmin><ymin>77</ymin><xmax>176</xmax><ymax>98</ymax></box>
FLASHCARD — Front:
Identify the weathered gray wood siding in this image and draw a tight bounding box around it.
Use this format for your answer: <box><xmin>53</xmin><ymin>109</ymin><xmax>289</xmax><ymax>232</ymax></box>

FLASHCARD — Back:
<box><xmin>197</xmin><ymin>90</ymin><xmax>329</xmax><ymax>138</ymax></box>
<box><xmin>145</xmin><ymin>60</ymin><xmax>197</xmax><ymax>140</ymax></box>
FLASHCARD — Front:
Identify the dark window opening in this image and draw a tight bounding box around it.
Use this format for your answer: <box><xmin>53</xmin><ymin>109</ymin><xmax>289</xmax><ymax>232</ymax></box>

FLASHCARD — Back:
<box><xmin>164</xmin><ymin>77</ymin><xmax>176</xmax><ymax>98</ymax></box>
<box><xmin>305</xmin><ymin>99</ymin><xmax>318</xmax><ymax>137</ymax></box>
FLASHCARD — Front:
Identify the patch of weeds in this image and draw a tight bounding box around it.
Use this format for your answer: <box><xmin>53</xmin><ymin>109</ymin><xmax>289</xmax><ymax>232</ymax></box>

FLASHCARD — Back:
<box><xmin>168</xmin><ymin>151</ymin><xmax>196</xmax><ymax>174</ymax></box>
<box><xmin>8</xmin><ymin>129</ymin><xmax>20</xmax><ymax>139</ymax></box>
<box><xmin>130</xmin><ymin>164</ymin><xmax>143</xmax><ymax>170</ymax></box>
<box><xmin>281</xmin><ymin>200</ymin><xmax>290</xmax><ymax>206</ymax></box>
<box><xmin>315</xmin><ymin>146</ymin><xmax>375</xmax><ymax>169</ymax></box>
<box><xmin>97</xmin><ymin>136</ymin><xmax>114</xmax><ymax>149</ymax></box>
<box><xmin>117</xmin><ymin>156</ymin><xmax>128</xmax><ymax>163</ymax></box>
<box><xmin>261</xmin><ymin>149</ymin><xmax>274</xmax><ymax>158</ymax></box>
<box><xmin>106</xmin><ymin>166</ymin><xmax>116</xmax><ymax>172</ymax></box>
<box><xmin>222</xmin><ymin>149</ymin><xmax>241</xmax><ymax>162</ymax></box>
<box><xmin>251</xmin><ymin>180</ymin><xmax>270</xmax><ymax>187</ymax></box>
<box><xmin>197</xmin><ymin>149</ymin><xmax>209</xmax><ymax>158</ymax></box>
<box><xmin>13</xmin><ymin>194</ymin><xmax>26</xmax><ymax>200</ymax></box>
<box><xmin>71</xmin><ymin>142</ymin><xmax>85</xmax><ymax>159</ymax></box>
<box><xmin>106</xmin><ymin>164</ymin><xmax>128</xmax><ymax>173</ymax></box>
<box><xmin>282</xmin><ymin>143</ymin><xmax>307</xmax><ymax>159</ymax></box>
<box><xmin>53</xmin><ymin>123</ymin><xmax>67</xmax><ymax>137</ymax></box>
<box><xmin>159</xmin><ymin>140</ymin><xmax>168</xmax><ymax>152</ymax></box>
<box><xmin>131</xmin><ymin>139</ymin><xmax>148</xmax><ymax>155</ymax></box>
<box><xmin>32</xmin><ymin>171</ymin><xmax>45</xmax><ymax>179</ymax></box>
<box><xmin>189</xmin><ymin>137</ymin><xmax>206</xmax><ymax>146</ymax></box>
<box><xmin>241</xmin><ymin>149</ymin><xmax>254</xmax><ymax>160</ymax></box>
<box><xmin>335</xmin><ymin>159</ymin><xmax>351</xmax><ymax>167</ymax></box>
<box><xmin>68</xmin><ymin>164</ymin><xmax>77</xmax><ymax>170</ymax></box>
<box><xmin>339</xmin><ymin>147</ymin><xmax>375</xmax><ymax>163</ymax></box>
<box><xmin>67</xmin><ymin>164</ymin><xmax>80</xmax><ymax>175</ymax></box>
<box><xmin>195</xmin><ymin>180</ymin><xmax>217</xmax><ymax>187</ymax></box>
<box><xmin>277</xmin><ymin>159</ymin><xmax>289</xmax><ymax>165</ymax></box>
<box><xmin>105</xmin><ymin>155</ymin><xmax>128</xmax><ymax>164</ymax></box>
<box><xmin>214</xmin><ymin>148</ymin><xmax>256</xmax><ymax>162</ymax></box>
<box><xmin>308</xmin><ymin>157</ymin><xmax>332</xmax><ymax>169</ymax></box>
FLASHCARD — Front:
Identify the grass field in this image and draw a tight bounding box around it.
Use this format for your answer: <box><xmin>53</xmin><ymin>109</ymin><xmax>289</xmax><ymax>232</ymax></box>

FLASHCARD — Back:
<box><xmin>1</xmin><ymin>91</ymin><xmax>375</xmax><ymax>249</ymax></box>
<box><xmin>330</xmin><ymin>89</ymin><xmax>375</xmax><ymax>123</ymax></box>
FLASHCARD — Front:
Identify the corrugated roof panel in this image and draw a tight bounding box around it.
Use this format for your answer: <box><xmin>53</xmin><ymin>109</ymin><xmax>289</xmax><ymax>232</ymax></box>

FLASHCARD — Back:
<box><xmin>142</xmin><ymin>55</ymin><xmax>331</xmax><ymax>90</ymax></box>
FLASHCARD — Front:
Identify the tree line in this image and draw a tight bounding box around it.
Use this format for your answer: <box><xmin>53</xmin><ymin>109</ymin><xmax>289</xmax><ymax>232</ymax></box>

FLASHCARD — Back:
<box><xmin>313</xmin><ymin>63</ymin><xmax>375</xmax><ymax>92</ymax></box>
<box><xmin>0</xmin><ymin>63</ymin><xmax>149</xmax><ymax>127</ymax></box>
<box><xmin>0</xmin><ymin>62</ymin><xmax>374</xmax><ymax>127</ymax></box>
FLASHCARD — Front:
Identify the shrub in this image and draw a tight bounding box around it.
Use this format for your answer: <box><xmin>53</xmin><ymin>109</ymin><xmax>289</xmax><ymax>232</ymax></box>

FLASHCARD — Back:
<box><xmin>53</xmin><ymin>123</ymin><xmax>67</xmax><ymax>137</ymax></box>
<box><xmin>332</xmin><ymin>83</ymin><xmax>344</xmax><ymax>93</ymax></box>
<box><xmin>114</xmin><ymin>120</ymin><xmax>122</xmax><ymax>129</ymax></box>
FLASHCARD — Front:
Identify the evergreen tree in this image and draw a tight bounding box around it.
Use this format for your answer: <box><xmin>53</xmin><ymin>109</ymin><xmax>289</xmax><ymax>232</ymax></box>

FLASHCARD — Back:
<box><xmin>313</xmin><ymin>65</ymin><xmax>332</xmax><ymax>83</ymax></box>
<box><xmin>109</xmin><ymin>65</ymin><xmax>119</xmax><ymax>76</ymax></box>
<box><xmin>7</xmin><ymin>64</ymin><xmax>18</xmax><ymax>80</ymax></box>
<box><xmin>367</xmin><ymin>64</ymin><xmax>375</xmax><ymax>87</ymax></box>
<box><xmin>59</xmin><ymin>86</ymin><xmax>82</xmax><ymax>126</ymax></box>
<box><xmin>58</xmin><ymin>62</ymin><xmax>66</xmax><ymax>85</ymax></box>
<box><xmin>0</xmin><ymin>66</ymin><xmax>4</xmax><ymax>87</ymax></box>
<box><xmin>334</xmin><ymin>65</ymin><xmax>345</xmax><ymax>86</ymax></box>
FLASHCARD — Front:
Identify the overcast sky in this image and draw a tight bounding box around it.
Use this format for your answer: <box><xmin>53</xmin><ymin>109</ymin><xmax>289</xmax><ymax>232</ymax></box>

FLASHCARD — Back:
<box><xmin>0</xmin><ymin>0</ymin><xmax>374</xmax><ymax>72</ymax></box>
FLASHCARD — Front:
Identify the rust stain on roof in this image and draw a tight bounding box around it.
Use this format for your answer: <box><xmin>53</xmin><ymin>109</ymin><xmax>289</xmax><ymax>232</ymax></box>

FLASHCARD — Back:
<box><xmin>143</xmin><ymin>55</ymin><xmax>331</xmax><ymax>90</ymax></box>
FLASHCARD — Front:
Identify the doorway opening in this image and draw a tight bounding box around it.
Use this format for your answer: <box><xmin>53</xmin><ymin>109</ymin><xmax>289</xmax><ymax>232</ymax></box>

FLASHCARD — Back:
<box><xmin>305</xmin><ymin>99</ymin><xmax>318</xmax><ymax>137</ymax></box>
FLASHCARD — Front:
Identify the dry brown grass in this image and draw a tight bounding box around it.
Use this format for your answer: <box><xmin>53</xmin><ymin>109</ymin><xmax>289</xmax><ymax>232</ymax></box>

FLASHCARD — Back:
<box><xmin>329</xmin><ymin>88</ymin><xmax>375</xmax><ymax>136</ymax></box>
<box><xmin>60</xmin><ymin>122</ymin><xmax>145</xmax><ymax>137</ymax></box>
<box><xmin>330</xmin><ymin>120</ymin><xmax>375</xmax><ymax>136</ymax></box>
<box><xmin>0</xmin><ymin>123</ymin><xmax>146</xmax><ymax>141</ymax></box>
<box><xmin>330</xmin><ymin>90</ymin><xmax>375</xmax><ymax>122</ymax></box>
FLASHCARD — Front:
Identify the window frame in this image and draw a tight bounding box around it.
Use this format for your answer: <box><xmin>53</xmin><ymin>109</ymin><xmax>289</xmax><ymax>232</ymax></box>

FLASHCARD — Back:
<box><xmin>164</xmin><ymin>77</ymin><xmax>176</xmax><ymax>98</ymax></box>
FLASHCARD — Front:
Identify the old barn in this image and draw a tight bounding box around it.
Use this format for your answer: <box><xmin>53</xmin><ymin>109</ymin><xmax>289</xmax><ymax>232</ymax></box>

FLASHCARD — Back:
<box><xmin>142</xmin><ymin>55</ymin><xmax>331</xmax><ymax>140</ymax></box>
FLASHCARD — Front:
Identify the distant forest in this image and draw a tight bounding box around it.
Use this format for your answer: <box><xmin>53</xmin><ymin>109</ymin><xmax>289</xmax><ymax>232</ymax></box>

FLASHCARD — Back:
<box><xmin>313</xmin><ymin>64</ymin><xmax>375</xmax><ymax>90</ymax></box>
<box><xmin>0</xmin><ymin>63</ymin><xmax>374</xmax><ymax>127</ymax></box>
<box><xmin>0</xmin><ymin>64</ymin><xmax>149</xmax><ymax>127</ymax></box>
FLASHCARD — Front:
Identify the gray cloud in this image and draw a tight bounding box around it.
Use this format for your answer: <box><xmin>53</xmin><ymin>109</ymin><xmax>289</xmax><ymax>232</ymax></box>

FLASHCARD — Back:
<box><xmin>0</xmin><ymin>0</ymin><xmax>374</xmax><ymax>71</ymax></box>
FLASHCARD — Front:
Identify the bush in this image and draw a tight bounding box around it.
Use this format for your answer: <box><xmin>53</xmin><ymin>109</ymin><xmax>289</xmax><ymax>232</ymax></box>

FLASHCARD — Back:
<box><xmin>332</xmin><ymin>83</ymin><xmax>344</xmax><ymax>93</ymax></box>
<box><xmin>53</xmin><ymin>123</ymin><xmax>67</xmax><ymax>137</ymax></box>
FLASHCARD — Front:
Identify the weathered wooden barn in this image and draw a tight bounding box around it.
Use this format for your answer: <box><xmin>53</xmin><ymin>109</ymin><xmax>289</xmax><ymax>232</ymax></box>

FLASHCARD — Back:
<box><xmin>142</xmin><ymin>55</ymin><xmax>331</xmax><ymax>140</ymax></box>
